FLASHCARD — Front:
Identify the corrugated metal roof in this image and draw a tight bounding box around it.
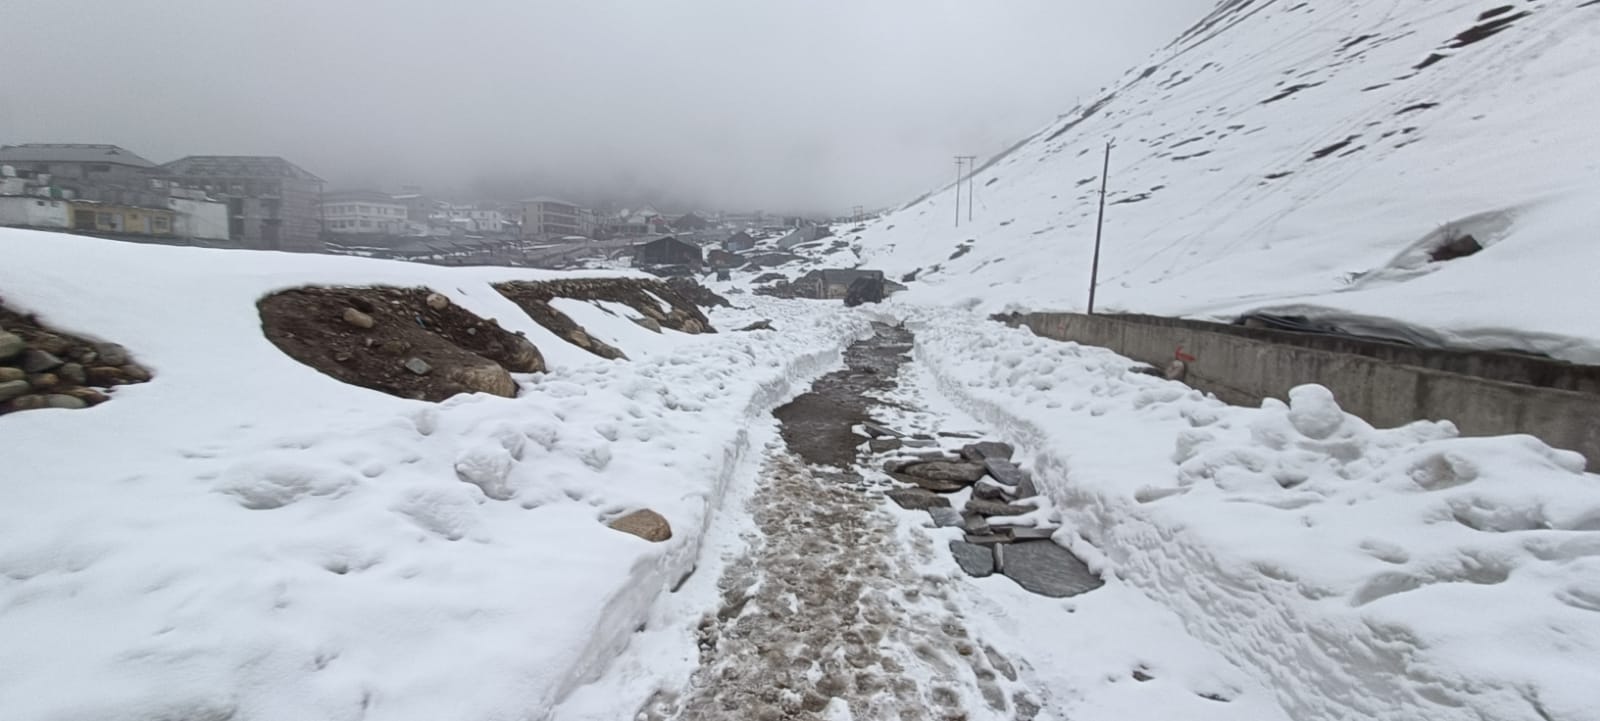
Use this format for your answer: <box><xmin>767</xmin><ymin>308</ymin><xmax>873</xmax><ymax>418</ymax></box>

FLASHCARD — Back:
<box><xmin>162</xmin><ymin>155</ymin><xmax>323</xmax><ymax>183</ymax></box>
<box><xmin>0</xmin><ymin>144</ymin><xmax>158</xmax><ymax>168</ymax></box>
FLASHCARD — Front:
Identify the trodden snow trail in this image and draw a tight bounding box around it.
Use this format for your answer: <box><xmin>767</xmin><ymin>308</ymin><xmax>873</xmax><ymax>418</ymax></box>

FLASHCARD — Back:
<box><xmin>641</xmin><ymin>324</ymin><xmax>1047</xmax><ymax>721</ymax></box>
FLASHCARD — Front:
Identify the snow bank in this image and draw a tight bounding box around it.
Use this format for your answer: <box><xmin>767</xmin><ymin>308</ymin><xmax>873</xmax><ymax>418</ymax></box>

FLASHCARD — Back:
<box><xmin>858</xmin><ymin>0</ymin><xmax>1600</xmax><ymax>361</ymax></box>
<box><xmin>901</xmin><ymin>305</ymin><xmax>1600</xmax><ymax>721</ymax></box>
<box><xmin>0</xmin><ymin>229</ymin><xmax>870</xmax><ymax>721</ymax></box>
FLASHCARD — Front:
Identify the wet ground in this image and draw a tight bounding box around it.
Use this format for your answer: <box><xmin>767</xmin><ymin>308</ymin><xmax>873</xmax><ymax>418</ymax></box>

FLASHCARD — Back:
<box><xmin>643</xmin><ymin>324</ymin><xmax>1046</xmax><ymax>721</ymax></box>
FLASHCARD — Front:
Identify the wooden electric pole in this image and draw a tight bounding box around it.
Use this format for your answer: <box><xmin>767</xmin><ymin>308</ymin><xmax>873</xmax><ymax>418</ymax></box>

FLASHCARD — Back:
<box><xmin>1088</xmin><ymin>139</ymin><xmax>1113</xmax><ymax>315</ymax></box>
<box><xmin>953</xmin><ymin>156</ymin><xmax>965</xmax><ymax>228</ymax></box>
<box><xmin>958</xmin><ymin>155</ymin><xmax>977</xmax><ymax>223</ymax></box>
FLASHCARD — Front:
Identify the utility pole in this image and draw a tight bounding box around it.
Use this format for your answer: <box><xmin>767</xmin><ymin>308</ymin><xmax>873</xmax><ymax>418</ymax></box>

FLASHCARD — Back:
<box><xmin>958</xmin><ymin>155</ymin><xmax>977</xmax><ymax>223</ymax></box>
<box><xmin>1088</xmin><ymin>139</ymin><xmax>1113</xmax><ymax>315</ymax></box>
<box><xmin>953</xmin><ymin>156</ymin><xmax>965</xmax><ymax>228</ymax></box>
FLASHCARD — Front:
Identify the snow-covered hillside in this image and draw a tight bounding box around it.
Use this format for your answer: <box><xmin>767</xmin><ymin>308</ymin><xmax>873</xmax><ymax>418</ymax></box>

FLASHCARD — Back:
<box><xmin>859</xmin><ymin>0</ymin><xmax>1600</xmax><ymax>361</ymax></box>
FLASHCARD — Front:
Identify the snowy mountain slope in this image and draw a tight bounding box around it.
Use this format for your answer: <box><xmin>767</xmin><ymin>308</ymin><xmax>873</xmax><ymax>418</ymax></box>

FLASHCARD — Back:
<box><xmin>859</xmin><ymin>0</ymin><xmax>1600</xmax><ymax>361</ymax></box>
<box><xmin>0</xmin><ymin>230</ymin><xmax>869</xmax><ymax>721</ymax></box>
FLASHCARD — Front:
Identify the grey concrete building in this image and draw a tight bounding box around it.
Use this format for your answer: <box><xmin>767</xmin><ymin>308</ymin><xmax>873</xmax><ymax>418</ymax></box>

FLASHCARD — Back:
<box><xmin>0</xmin><ymin>143</ymin><xmax>170</xmax><ymax>209</ymax></box>
<box><xmin>162</xmin><ymin>155</ymin><xmax>324</xmax><ymax>252</ymax></box>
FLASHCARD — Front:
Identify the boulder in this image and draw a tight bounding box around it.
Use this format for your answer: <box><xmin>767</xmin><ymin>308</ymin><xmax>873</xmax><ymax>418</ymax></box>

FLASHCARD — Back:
<box><xmin>928</xmin><ymin>507</ymin><xmax>964</xmax><ymax>528</ymax></box>
<box><xmin>972</xmin><ymin>480</ymin><xmax>1011</xmax><ymax>502</ymax></box>
<box><xmin>86</xmin><ymin>366</ymin><xmax>128</xmax><ymax>386</ymax></box>
<box><xmin>961</xmin><ymin>442</ymin><xmax>1015</xmax><ymax>462</ymax></box>
<box><xmin>57</xmin><ymin>362</ymin><xmax>87</xmax><ymax>386</ymax></box>
<box><xmin>19</xmin><ymin>349</ymin><xmax>63</xmax><ymax>373</ymax></box>
<box><xmin>997</xmin><ymin>541</ymin><xmax>1103</xmax><ymax>598</ymax></box>
<box><xmin>342</xmin><ymin>308</ymin><xmax>376</xmax><ymax>329</ymax></box>
<box><xmin>949</xmin><ymin>541</ymin><xmax>996</xmax><ymax>578</ymax></box>
<box><xmin>426</xmin><ymin>293</ymin><xmax>451</xmax><ymax>310</ymax></box>
<box><xmin>608</xmin><ymin>509</ymin><xmax>672</xmax><ymax>542</ymax></box>
<box><xmin>902</xmin><ymin>438</ymin><xmax>939</xmax><ymax>449</ymax></box>
<box><xmin>862</xmin><ymin>422</ymin><xmax>904</xmax><ymax>438</ymax></box>
<box><xmin>0</xmin><ymin>379</ymin><xmax>29</xmax><ymax>403</ymax></box>
<box><xmin>868</xmin><ymin>438</ymin><xmax>903</xmax><ymax>453</ymax></box>
<box><xmin>885</xmin><ymin>488</ymin><xmax>950</xmax><ymax>511</ymax></box>
<box><xmin>965</xmin><ymin>498</ymin><xmax>1033</xmax><ymax>518</ymax></box>
<box><xmin>26</xmin><ymin>373</ymin><xmax>58</xmax><ymax>390</ymax></box>
<box><xmin>0</xmin><ymin>332</ymin><xmax>23</xmax><ymax>361</ymax></box>
<box><xmin>738</xmin><ymin>320</ymin><xmax>774</xmax><ymax>332</ymax></box>
<box><xmin>61</xmin><ymin>387</ymin><xmax>109</xmax><ymax>405</ymax></box>
<box><xmin>500</xmin><ymin>334</ymin><xmax>546</xmax><ymax>373</ymax></box>
<box><xmin>982</xmin><ymin>458</ymin><xmax>1029</xmax><ymax>488</ymax></box>
<box><xmin>31</xmin><ymin>394</ymin><xmax>87</xmax><ymax>410</ymax></box>
<box><xmin>891</xmin><ymin>471</ymin><xmax>967</xmax><ymax>494</ymax></box>
<box><xmin>632</xmin><ymin>316</ymin><xmax>663</xmax><ymax>333</ymax></box>
<box><xmin>446</xmin><ymin>363</ymin><xmax>517</xmax><ymax>398</ymax></box>
<box><xmin>120</xmin><ymin>364</ymin><xmax>152</xmax><ymax>382</ymax></box>
<box><xmin>403</xmin><ymin>357</ymin><xmax>433</xmax><ymax>376</ymax></box>
<box><xmin>94</xmin><ymin>342</ymin><xmax>129</xmax><ymax>367</ymax></box>
<box><xmin>902</xmin><ymin>461</ymin><xmax>987</xmax><ymax>484</ymax></box>
<box><xmin>0</xmin><ymin>367</ymin><xmax>23</xmax><ymax>383</ymax></box>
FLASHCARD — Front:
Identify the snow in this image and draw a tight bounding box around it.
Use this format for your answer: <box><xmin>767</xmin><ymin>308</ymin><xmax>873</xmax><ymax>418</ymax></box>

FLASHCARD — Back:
<box><xmin>854</xmin><ymin>0</ymin><xmax>1600</xmax><ymax>361</ymax></box>
<box><xmin>0</xmin><ymin>229</ymin><xmax>871</xmax><ymax>721</ymax></box>
<box><xmin>899</xmin><ymin>303</ymin><xmax>1600</xmax><ymax>721</ymax></box>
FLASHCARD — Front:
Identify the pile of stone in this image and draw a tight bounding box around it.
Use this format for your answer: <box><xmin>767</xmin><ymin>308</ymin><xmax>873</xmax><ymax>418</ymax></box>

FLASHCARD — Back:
<box><xmin>867</xmin><ymin>424</ymin><xmax>1103</xmax><ymax>598</ymax></box>
<box><xmin>0</xmin><ymin>315</ymin><xmax>150</xmax><ymax>415</ymax></box>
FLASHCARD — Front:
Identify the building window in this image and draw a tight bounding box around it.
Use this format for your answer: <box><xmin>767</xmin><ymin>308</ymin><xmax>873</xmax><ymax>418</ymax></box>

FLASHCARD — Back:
<box><xmin>154</xmin><ymin>216</ymin><xmax>170</xmax><ymax>232</ymax></box>
<box><xmin>97</xmin><ymin>212</ymin><xmax>113</xmax><ymax>225</ymax></box>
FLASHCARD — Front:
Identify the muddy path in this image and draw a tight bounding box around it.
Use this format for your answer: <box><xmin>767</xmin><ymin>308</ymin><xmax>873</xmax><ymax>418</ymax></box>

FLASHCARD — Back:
<box><xmin>642</xmin><ymin>324</ymin><xmax>1044</xmax><ymax>721</ymax></box>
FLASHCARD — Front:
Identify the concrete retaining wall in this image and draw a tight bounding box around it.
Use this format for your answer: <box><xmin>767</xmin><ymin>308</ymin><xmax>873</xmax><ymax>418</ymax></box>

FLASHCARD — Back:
<box><xmin>1013</xmin><ymin>312</ymin><xmax>1600</xmax><ymax>471</ymax></box>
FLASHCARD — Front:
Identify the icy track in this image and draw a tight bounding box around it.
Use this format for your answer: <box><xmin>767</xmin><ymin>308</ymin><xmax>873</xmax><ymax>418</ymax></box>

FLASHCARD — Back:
<box><xmin>899</xmin><ymin>303</ymin><xmax>1600</xmax><ymax>721</ymax></box>
<box><xmin>0</xmin><ymin>230</ymin><xmax>871</xmax><ymax>721</ymax></box>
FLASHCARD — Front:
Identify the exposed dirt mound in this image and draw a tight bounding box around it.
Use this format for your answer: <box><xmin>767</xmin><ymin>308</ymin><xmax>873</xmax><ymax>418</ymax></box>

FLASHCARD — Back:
<box><xmin>0</xmin><ymin>296</ymin><xmax>152</xmax><ymax>415</ymax></box>
<box><xmin>258</xmin><ymin>286</ymin><xmax>544</xmax><ymax>401</ymax></box>
<box><xmin>494</xmin><ymin>278</ymin><xmax>719</xmax><ymax>360</ymax></box>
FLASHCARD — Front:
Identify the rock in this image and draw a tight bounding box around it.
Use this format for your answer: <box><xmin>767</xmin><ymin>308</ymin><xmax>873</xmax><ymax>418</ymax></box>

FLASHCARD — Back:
<box><xmin>26</xmin><ymin>373</ymin><xmax>58</xmax><ymax>390</ymax></box>
<box><xmin>928</xmin><ymin>507</ymin><xmax>964</xmax><ymax>528</ymax></box>
<box><xmin>902</xmin><ymin>461</ymin><xmax>987</xmax><ymax>484</ymax></box>
<box><xmin>902</xmin><ymin>438</ymin><xmax>939</xmax><ymax>448</ymax></box>
<box><xmin>61</xmin><ymin>386</ymin><xmax>109</xmax><ymax>405</ymax></box>
<box><xmin>885</xmin><ymin>488</ymin><xmax>950</xmax><ymax>511</ymax></box>
<box><xmin>961</xmin><ymin>442</ymin><xmax>1015</xmax><ymax>462</ymax></box>
<box><xmin>498</xmin><ymin>334</ymin><xmax>545</xmax><ymax>373</ymax></box>
<box><xmin>963</xmin><ymin>533</ymin><xmax>1013</xmax><ymax>545</ymax></box>
<box><xmin>1129</xmin><ymin>364</ymin><xmax>1165</xmax><ymax>378</ymax></box>
<box><xmin>57</xmin><ymin>362</ymin><xmax>87</xmax><ymax>385</ymax></box>
<box><xmin>982</xmin><ymin>458</ymin><xmax>1029</xmax><ymax>488</ymax></box>
<box><xmin>86</xmin><ymin>365</ymin><xmax>128</xmax><ymax>386</ymax></box>
<box><xmin>445</xmin><ymin>363</ymin><xmax>517</xmax><ymax>398</ymax></box>
<box><xmin>891</xmin><ymin>471</ymin><xmax>968</xmax><ymax>494</ymax></box>
<box><xmin>949</xmin><ymin>540</ymin><xmax>996</xmax><ymax>578</ymax></box>
<box><xmin>632</xmin><ymin>316</ymin><xmax>663</xmax><ymax>333</ymax></box>
<box><xmin>120</xmin><ymin>364</ymin><xmax>152</xmax><ymax>382</ymax></box>
<box><xmin>426</xmin><ymin>293</ymin><xmax>451</xmax><ymax>310</ymax></box>
<box><xmin>94</xmin><ymin>342</ymin><xmax>129</xmax><ymax>367</ymax></box>
<box><xmin>938</xmin><ymin>431</ymin><xmax>983</xmax><ymax>439</ymax></box>
<box><xmin>608</xmin><ymin>509</ymin><xmax>672</xmax><ymax>542</ymax></box>
<box><xmin>0</xmin><ymin>367</ymin><xmax>23</xmax><ymax>383</ymax></box>
<box><xmin>19</xmin><ymin>349</ymin><xmax>63</xmax><ymax>373</ymax></box>
<box><xmin>868</xmin><ymin>438</ymin><xmax>903</xmax><ymax>453</ymax></box>
<box><xmin>965</xmin><ymin>498</ymin><xmax>1033</xmax><ymax>518</ymax></box>
<box><xmin>30</xmin><ymin>333</ymin><xmax>70</xmax><ymax>355</ymax></box>
<box><xmin>996</xmin><ymin>525</ymin><xmax>1061</xmax><ymax>541</ymax></box>
<box><xmin>39</xmin><ymin>393</ymin><xmax>87</xmax><ymax>410</ymax></box>
<box><xmin>6</xmin><ymin>395</ymin><xmax>48</xmax><ymax>411</ymax></box>
<box><xmin>972</xmin><ymin>479</ymin><xmax>1011</xmax><ymax>501</ymax></box>
<box><xmin>0</xmin><ymin>332</ymin><xmax>24</xmax><ymax>361</ymax></box>
<box><xmin>997</xmin><ymin>541</ymin><xmax>1103</xmax><ymax>598</ymax></box>
<box><xmin>963</xmin><ymin>513</ymin><xmax>992</xmax><ymax>535</ymax></box>
<box><xmin>862</xmin><ymin>422</ymin><xmax>904</xmax><ymax>438</ymax></box>
<box><xmin>403</xmin><ymin>357</ymin><xmax>433</xmax><ymax>375</ymax></box>
<box><xmin>378</xmin><ymin>340</ymin><xmax>411</xmax><ymax>355</ymax></box>
<box><xmin>0</xmin><ymin>379</ymin><xmax>29</xmax><ymax>402</ymax></box>
<box><xmin>342</xmin><ymin>308</ymin><xmax>376</xmax><ymax>329</ymax></box>
<box><xmin>738</xmin><ymin>320</ymin><xmax>773</xmax><ymax>332</ymax></box>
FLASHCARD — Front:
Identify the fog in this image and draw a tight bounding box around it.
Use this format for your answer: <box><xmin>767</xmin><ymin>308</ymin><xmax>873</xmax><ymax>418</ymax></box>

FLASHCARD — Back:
<box><xmin>0</xmin><ymin>0</ymin><xmax>1214</xmax><ymax>214</ymax></box>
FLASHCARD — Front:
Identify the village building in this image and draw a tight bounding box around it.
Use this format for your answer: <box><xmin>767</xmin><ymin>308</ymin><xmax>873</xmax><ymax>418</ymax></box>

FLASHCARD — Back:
<box><xmin>792</xmin><ymin>269</ymin><xmax>905</xmax><ymax>300</ymax></box>
<box><xmin>322</xmin><ymin>190</ymin><xmax>409</xmax><ymax>235</ymax></box>
<box><xmin>723</xmin><ymin>230</ymin><xmax>756</xmax><ymax>253</ymax></box>
<box><xmin>0</xmin><ymin>143</ymin><xmax>170</xmax><ymax>210</ymax></box>
<box><xmin>163</xmin><ymin>155</ymin><xmax>324</xmax><ymax>252</ymax></box>
<box><xmin>633</xmin><ymin>235</ymin><xmax>703</xmax><ymax>271</ymax></box>
<box><xmin>522</xmin><ymin>196</ymin><xmax>583</xmax><ymax>239</ymax></box>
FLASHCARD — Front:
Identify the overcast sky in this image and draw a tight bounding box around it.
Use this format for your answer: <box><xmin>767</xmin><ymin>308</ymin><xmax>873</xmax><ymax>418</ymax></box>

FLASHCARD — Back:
<box><xmin>0</xmin><ymin>0</ymin><xmax>1214</xmax><ymax>214</ymax></box>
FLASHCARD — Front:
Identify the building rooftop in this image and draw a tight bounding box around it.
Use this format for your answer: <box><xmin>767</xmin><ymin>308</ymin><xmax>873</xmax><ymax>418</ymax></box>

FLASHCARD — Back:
<box><xmin>0</xmin><ymin>143</ymin><xmax>159</xmax><ymax>168</ymax></box>
<box><xmin>322</xmin><ymin>189</ymin><xmax>400</xmax><ymax>203</ymax></box>
<box><xmin>162</xmin><ymin>155</ymin><xmax>323</xmax><ymax>183</ymax></box>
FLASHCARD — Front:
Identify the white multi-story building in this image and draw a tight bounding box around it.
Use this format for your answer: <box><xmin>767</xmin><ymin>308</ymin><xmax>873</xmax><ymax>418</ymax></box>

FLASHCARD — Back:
<box><xmin>522</xmin><ymin>196</ymin><xmax>583</xmax><ymax>239</ymax></box>
<box><xmin>322</xmin><ymin>190</ymin><xmax>407</xmax><ymax>235</ymax></box>
<box><xmin>445</xmin><ymin>204</ymin><xmax>505</xmax><ymax>234</ymax></box>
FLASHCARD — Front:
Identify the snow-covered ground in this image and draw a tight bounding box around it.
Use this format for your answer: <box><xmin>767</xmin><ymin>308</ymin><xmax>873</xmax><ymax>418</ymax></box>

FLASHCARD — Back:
<box><xmin>854</xmin><ymin>0</ymin><xmax>1600</xmax><ymax>361</ymax></box>
<box><xmin>899</xmin><ymin>303</ymin><xmax>1600</xmax><ymax>721</ymax></box>
<box><xmin>0</xmin><ymin>229</ymin><xmax>870</xmax><ymax>721</ymax></box>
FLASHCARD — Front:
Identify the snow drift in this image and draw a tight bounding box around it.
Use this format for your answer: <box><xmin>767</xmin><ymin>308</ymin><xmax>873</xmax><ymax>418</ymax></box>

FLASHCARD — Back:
<box><xmin>859</xmin><ymin>0</ymin><xmax>1600</xmax><ymax>361</ymax></box>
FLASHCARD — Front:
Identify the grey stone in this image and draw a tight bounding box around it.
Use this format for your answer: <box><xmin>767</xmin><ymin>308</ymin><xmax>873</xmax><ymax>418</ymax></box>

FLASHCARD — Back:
<box><xmin>0</xmin><ymin>367</ymin><xmax>23</xmax><ymax>383</ymax></box>
<box><xmin>93</xmin><ymin>342</ymin><xmax>129</xmax><ymax>367</ymax></box>
<box><xmin>403</xmin><ymin>357</ymin><xmax>433</xmax><ymax>375</ymax></box>
<box><xmin>891</xmin><ymin>472</ymin><xmax>967</xmax><ymax>494</ymax></box>
<box><xmin>983</xmin><ymin>458</ymin><xmax>1028</xmax><ymax>487</ymax></box>
<box><xmin>0</xmin><ymin>332</ymin><xmax>24</xmax><ymax>361</ymax></box>
<box><xmin>0</xmin><ymin>379</ymin><xmax>30</xmax><ymax>402</ymax></box>
<box><xmin>736</xmin><ymin>319</ymin><xmax>772</xmax><ymax>332</ymax></box>
<box><xmin>868</xmin><ymin>438</ymin><xmax>903</xmax><ymax>453</ymax></box>
<box><xmin>972</xmin><ymin>479</ymin><xmax>1011</xmax><ymax>501</ymax></box>
<box><xmin>885</xmin><ymin>488</ymin><xmax>950</xmax><ymax>511</ymax></box>
<box><xmin>996</xmin><ymin>525</ymin><xmax>1061</xmax><ymax>541</ymax></box>
<box><xmin>634</xmin><ymin>316</ymin><xmax>663</xmax><ymax>333</ymax></box>
<box><xmin>961</xmin><ymin>442</ymin><xmax>1015</xmax><ymax>462</ymax></box>
<box><xmin>965</xmin><ymin>498</ymin><xmax>1033</xmax><ymax>518</ymax></box>
<box><xmin>963</xmin><ymin>513</ymin><xmax>992</xmax><ymax>535</ymax></box>
<box><xmin>902</xmin><ymin>461</ymin><xmax>986</xmax><ymax>484</ymax></box>
<box><xmin>19</xmin><ymin>349</ymin><xmax>63</xmax><ymax>373</ymax></box>
<box><xmin>928</xmin><ymin>507</ymin><xmax>964</xmax><ymax>528</ymax></box>
<box><xmin>949</xmin><ymin>541</ymin><xmax>996</xmax><ymax>578</ymax></box>
<box><xmin>119</xmin><ymin>364</ymin><xmax>152</xmax><ymax>382</ymax></box>
<box><xmin>425</xmin><ymin>293</ymin><xmax>451</xmax><ymax>310</ymax></box>
<box><xmin>37</xmin><ymin>393</ymin><xmax>87</xmax><ymax>410</ymax></box>
<box><xmin>997</xmin><ymin>541</ymin><xmax>1103</xmax><ymax>597</ymax></box>
<box><xmin>963</xmin><ymin>532</ymin><xmax>1013</xmax><ymax>545</ymax></box>
<box><xmin>342</xmin><ymin>308</ymin><xmax>376</xmax><ymax>329</ymax></box>
<box><xmin>938</xmin><ymin>431</ymin><xmax>982</xmax><ymax>439</ymax></box>
<box><xmin>862</xmin><ymin>422</ymin><xmax>904</xmax><ymax>438</ymax></box>
<box><xmin>902</xmin><ymin>438</ymin><xmax>939</xmax><ymax>448</ymax></box>
<box><xmin>57</xmin><ymin>362</ymin><xmax>87</xmax><ymax>386</ymax></box>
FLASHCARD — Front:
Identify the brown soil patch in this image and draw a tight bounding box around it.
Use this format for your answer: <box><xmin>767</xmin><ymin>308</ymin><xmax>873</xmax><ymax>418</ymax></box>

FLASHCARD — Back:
<box><xmin>494</xmin><ymin>278</ymin><xmax>721</xmax><ymax>360</ymax></box>
<box><xmin>258</xmin><ymin>286</ymin><xmax>544</xmax><ymax>401</ymax></box>
<box><xmin>0</xmin><ymin>296</ymin><xmax>152</xmax><ymax>415</ymax></box>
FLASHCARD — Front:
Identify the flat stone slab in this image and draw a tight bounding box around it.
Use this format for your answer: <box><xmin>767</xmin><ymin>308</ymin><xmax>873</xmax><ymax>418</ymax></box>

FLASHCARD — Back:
<box><xmin>868</xmin><ymin>438</ymin><xmax>904</xmax><ymax>453</ymax></box>
<box><xmin>965</xmin><ymin>498</ymin><xmax>1033</xmax><ymax>518</ymax></box>
<box><xmin>997</xmin><ymin>541</ymin><xmax>1104</xmax><ymax>598</ymax></box>
<box><xmin>950</xmin><ymin>540</ymin><xmax>996</xmax><ymax>578</ymax></box>
<box><xmin>938</xmin><ymin>431</ymin><xmax>983</xmax><ymax>439</ymax></box>
<box><xmin>891</xmin><ymin>472</ymin><xmax>967</xmax><ymax>494</ymax></box>
<box><xmin>902</xmin><ymin>438</ymin><xmax>940</xmax><ymax>449</ymax></box>
<box><xmin>992</xmin><ymin>524</ymin><xmax>1060</xmax><ymax>540</ymax></box>
<box><xmin>982</xmin><ymin>458</ymin><xmax>1030</xmax><ymax>488</ymax></box>
<box><xmin>902</xmin><ymin>461</ymin><xmax>986</xmax><ymax>484</ymax></box>
<box><xmin>885</xmin><ymin>488</ymin><xmax>951</xmax><ymax>511</ymax></box>
<box><xmin>972</xmin><ymin>479</ymin><xmax>1011</xmax><ymax>501</ymax></box>
<box><xmin>961</xmin><ymin>442</ymin><xmax>1015</xmax><ymax>462</ymax></box>
<box><xmin>962</xmin><ymin>513</ymin><xmax>992</xmax><ymax>535</ymax></box>
<box><xmin>862</xmin><ymin>422</ymin><xmax>904</xmax><ymax>438</ymax></box>
<box><xmin>963</xmin><ymin>532</ymin><xmax>1014</xmax><ymax>545</ymax></box>
<box><xmin>928</xmin><ymin>507</ymin><xmax>964</xmax><ymax>528</ymax></box>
